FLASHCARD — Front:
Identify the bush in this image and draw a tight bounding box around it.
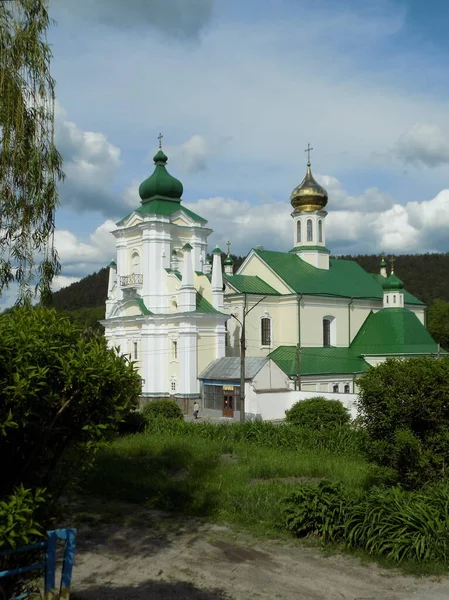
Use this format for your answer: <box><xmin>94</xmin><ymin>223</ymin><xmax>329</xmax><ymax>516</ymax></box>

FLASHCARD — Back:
<box><xmin>285</xmin><ymin>397</ymin><xmax>351</xmax><ymax>429</ymax></box>
<box><xmin>357</xmin><ymin>356</ymin><xmax>449</xmax><ymax>488</ymax></box>
<box><xmin>143</xmin><ymin>399</ymin><xmax>184</xmax><ymax>423</ymax></box>
<box><xmin>0</xmin><ymin>307</ymin><xmax>142</xmax><ymax>545</ymax></box>
<box><xmin>117</xmin><ymin>411</ymin><xmax>146</xmax><ymax>436</ymax></box>
<box><xmin>283</xmin><ymin>480</ymin><xmax>449</xmax><ymax>564</ymax></box>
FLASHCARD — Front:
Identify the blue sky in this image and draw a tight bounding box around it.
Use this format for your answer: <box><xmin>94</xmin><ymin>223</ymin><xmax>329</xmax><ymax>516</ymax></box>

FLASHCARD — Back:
<box><xmin>39</xmin><ymin>0</ymin><xmax>449</xmax><ymax>288</ymax></box>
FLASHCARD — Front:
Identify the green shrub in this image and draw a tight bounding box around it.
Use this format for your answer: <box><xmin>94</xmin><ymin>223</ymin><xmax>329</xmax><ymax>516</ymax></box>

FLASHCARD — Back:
<box><xmin>117</xmin><ymin>411</ymin><xmax>146</xmax><ymax>435</ymax></box>
<box><xmin>283</xmin><ymin>480</ymin><xmax>449</xmax><ymax>564</ymax></box>
<box><xmin>0</xmin><ymin>307</ymin><xmax>142</xmax><ymax>545</ymax></box>
<box><xmin>285</xmin><ymin>397</ymin><xmax>351</xmax><ymax>429</ymax></box>
<box><xmin>143</xmin><ymin>399</ymin><xmax>184</xmax><ymax>423</ymax></box>
<box><xmin>357</xmin><ymin>356</ymin><xmax>449</xmax><ymax>488</ymax></box>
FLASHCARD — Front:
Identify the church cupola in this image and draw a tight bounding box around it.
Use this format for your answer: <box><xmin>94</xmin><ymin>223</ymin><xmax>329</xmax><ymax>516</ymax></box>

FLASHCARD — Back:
<box><xmin>290</xmin><ymin>144</ymin><xmax>329</xmax><ymax>270</ymax></box>
<box><xmin>138</xmin><ymin>135</ymin><xmax>183</xmax><ymax>203</ymax></box>
<box><xmin>382</xmin><ymin>263</ymin><xmax>404</xmax><ymax>308</ymax></box>
<box><xmin>380</xmin><ymin>256</ymin><xmax>387</xmax><ymax>278</ymax></box>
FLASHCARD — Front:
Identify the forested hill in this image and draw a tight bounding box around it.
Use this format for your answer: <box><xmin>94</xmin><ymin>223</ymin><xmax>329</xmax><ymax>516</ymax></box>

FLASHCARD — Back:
<box><xmin>50</xmin><ymin>253</ymin><xmax>449</xmax><ymax>312</ymax></box>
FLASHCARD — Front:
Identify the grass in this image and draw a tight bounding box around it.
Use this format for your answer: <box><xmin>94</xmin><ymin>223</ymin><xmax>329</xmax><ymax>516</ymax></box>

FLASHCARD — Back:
<box><xmin>81</xmin><ymin>430</ymin><xmax>386</xmax><ymax>536</ymax></box>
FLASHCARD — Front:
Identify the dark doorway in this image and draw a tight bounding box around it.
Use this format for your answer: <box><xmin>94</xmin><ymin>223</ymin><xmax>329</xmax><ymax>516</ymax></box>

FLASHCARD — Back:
<box><xmin>222</xmin><ymin>387</ymin><xmax>234</xmax><ymax>418</ymax></box>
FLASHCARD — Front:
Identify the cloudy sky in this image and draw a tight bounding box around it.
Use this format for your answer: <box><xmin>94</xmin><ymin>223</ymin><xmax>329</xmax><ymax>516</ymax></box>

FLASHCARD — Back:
<box><xmin>46</xmin><ymin>0</ymin><xmax>449</xmax><ymax>290</ymax></box>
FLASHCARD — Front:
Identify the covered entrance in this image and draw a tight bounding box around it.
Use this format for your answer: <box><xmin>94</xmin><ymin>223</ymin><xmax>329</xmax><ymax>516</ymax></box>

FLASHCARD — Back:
<box><xmin>222</xmin><ymin>386</ymin><xmax>235</xmax><ymax>418</ymax></box>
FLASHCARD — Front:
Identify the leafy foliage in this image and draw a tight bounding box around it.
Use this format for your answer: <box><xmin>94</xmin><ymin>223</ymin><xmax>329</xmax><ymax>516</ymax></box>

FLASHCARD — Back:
<box><xmin>357</xmin><ymin>356</ymin><xmax>449</xmax><ymax>488</ymax></box>
<box><xmin>427</xmin><ymin>299</ymin><xmax>449</xmax><ymax>350</ymax></box>
<box><xmin>117</xmin><ymin>411</ymin><xmax>147</xmax><ymax>436</ymax></box>
<box><xmin>285</xmin><ymin>397</ymin><xmax>351</xmax><ymax>429</ymax></box>
<box><xmin>143</xmin><ymin>400</ymin><xmax>184</xmax><ymax>423</ymax></box>
<box><xmin>283</xmin><ymin>480</ymin><xmax>449</xmax><ymax>564</ymax></box>
<box><xmin>0</xmin><ymin>486</ymin><xmax>45</xmax><ymax>548</ymax></box>
<box><xmin>0</xmin><ymin>306</ymin><xmax>142</xmax><ymax>546</ymax></box>
<box><xmin>50</xmin><ymin>268</ymin><xmax>109</xmax><ymax>310</ymax></box>
<box><xmin>0</xmin><ymin>0</ymin><xmax>64</xmax><ymax>303</ymax></box>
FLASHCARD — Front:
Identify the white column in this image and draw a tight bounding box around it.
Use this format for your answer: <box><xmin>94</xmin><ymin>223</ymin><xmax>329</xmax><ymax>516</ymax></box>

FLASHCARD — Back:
<box><xmin>178</xmin><ymin>321</ymin><xmax>198</xmax><ymax>395</ymax></box>
<box><xmin>211</xmin><ymin>246</ymin><xmax>224</xmax><ymax>311</ymax></box>
<box><xmin>180</xmin><ymin>243</ymin><xmax>196</xmax><ymax>312</ymax></box>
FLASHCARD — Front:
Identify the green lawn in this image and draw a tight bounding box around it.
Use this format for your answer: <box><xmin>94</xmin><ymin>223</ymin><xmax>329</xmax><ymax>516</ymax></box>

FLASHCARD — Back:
<box><xmin>82</xmin><ymin>431</ymin><xmax>384</xmax><ymax>536</ymax></box>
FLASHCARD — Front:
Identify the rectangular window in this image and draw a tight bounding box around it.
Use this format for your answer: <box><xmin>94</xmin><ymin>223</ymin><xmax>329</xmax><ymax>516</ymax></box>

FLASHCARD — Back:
<box><xmin>203</xmin><ymin>385</ymin><xmax>241</xmax><ymax>411</ymax></box>
<box><xmin>172</xmin><ymin>340</ymin><xmax>178</xmax><ymax>360</ymax></box>
<box><xmin>323</xmin><ymin>319</ymin><xmax>331</xmax><ymax>347</ymax></box>
<box><xmin>261</xmin><ymin>318</ymin><xmax>271</xmax><ymax>346</ymax></box>
<box><xmin>171</xmin><ymin>381</ymin><xmax>176</xmax><ymax>392</ymax></box>
<box><xmin>133</xmin><ymin>341</ymin><xmax>138</xmax><ymax>360</ymax></box>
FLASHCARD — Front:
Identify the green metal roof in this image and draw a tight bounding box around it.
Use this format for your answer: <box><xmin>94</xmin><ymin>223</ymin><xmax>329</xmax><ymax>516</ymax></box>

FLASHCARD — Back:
<box><xmin>254</xmin><ymin>249</ymin><xmax>382</xmax><ymax>299</ymax></box>
<box><xmin>350</xmin><ymin>308</ymin><xmax>439</xmax><ymax>355</ymax></box>
<box><xmin>196</xmin><ymin>293</ymin><xmax>219</xmax><ymax>314</ymax></box>
<box><xmin>117</xmin><ymin>199</ymin><xmax>207</xmax><ymax>226</ymax></box>
<box><xmin>139</xmin><ymin>150</ymin><xmax>183</xmax><ymax>202</ymax></box>
<box><xmin>253</xmin><ymin>249</ymin><xmax>425</xmax><ymax>304</ymax></box>
<box><xmin>224</xmin><ymin>274</ymin><xmax>280</xmax><ymax>295</ymax></box>
<box><xmin>370</xmin><ymin>274</ymin><xmax>424</xmax><ymax>305</ymax></box>
<box><xmin>269</xmin><ymin>346</ymin><xmax>370</xmax><ymax>377</ymax></box>
<box><xmin>136</xmin><ymin>297</ymin><xmax>152</xmax><ymax>315</ymax></box>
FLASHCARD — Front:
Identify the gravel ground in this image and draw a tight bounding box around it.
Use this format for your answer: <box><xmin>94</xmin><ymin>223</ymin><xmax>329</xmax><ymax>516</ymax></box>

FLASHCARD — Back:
<box><xmin>71</xmin><ymin>510</ymin><xmax>449</xmax><ymax>600</ymax></box>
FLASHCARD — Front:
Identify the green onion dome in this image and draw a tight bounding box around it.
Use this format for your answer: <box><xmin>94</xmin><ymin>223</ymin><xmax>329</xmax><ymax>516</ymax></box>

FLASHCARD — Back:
<box><xmin>139</xmin><ymin>150</ymin><xmax>183</xmax><ymax>203</ymax></box>
<box><xmin>224</xmin><ymin>255</ymin><xmax>234</xmax><ymax>265</ymax></box>
<box><xmin>382</xmin><ymin>273</ymin><xmax>404</xmax><ymax>291</ymax></box>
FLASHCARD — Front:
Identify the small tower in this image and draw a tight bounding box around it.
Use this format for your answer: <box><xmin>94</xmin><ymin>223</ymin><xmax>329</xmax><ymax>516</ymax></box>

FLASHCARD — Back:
<box><xmin>105</xmin><ymin>259</ymin><xmax>117</xmax><ymax>318</ymax></box>
<box><xmin>203</xmin><ymin>254</ymin><xmax>212</xmax><ymax>275</ymax></box>
<box><xmin>224</xmin><ymin>241</ymin><xmax>234</xmax><ymax>276</ymax></box>
<box><xmin>211</xmin><ymin>246</ymin><xmax>224</xmax><ymax>311</ymax></box>
<box><xmin>290</xmin><ymin>144</ymin><xmax>329</xmax><ymax>269</ymax></box>
<box><xmin>170</xmin><ymin>249</ymin><xmax>179</xmax><ymax>272</ymax></box>
<box><xmin>380</xmin><ymin>256</ymin><xmax>387</xmax><ymax>278</ymax></box>
<box><xmin>382</xmin><ymin>261</ymin><xmax>404</xmax><ymax>308</ymax></box>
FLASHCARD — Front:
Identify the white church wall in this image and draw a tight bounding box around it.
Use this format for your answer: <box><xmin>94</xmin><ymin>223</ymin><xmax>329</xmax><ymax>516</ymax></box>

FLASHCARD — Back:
<box><xmin>249</xmin><ymin>389</ymin><xmax>359</xmax><ymax>421</ymax></box>
<box><xmin>251</xmin><ymin>359</ymin><xmax>291</xmax><ymax>392</ymax></box>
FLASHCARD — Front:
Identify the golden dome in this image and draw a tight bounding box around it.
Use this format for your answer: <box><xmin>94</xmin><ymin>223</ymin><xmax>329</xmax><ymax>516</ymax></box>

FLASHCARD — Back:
<box><xmin>290</xmin><ymin>162</ymin><xmax>328</xmax><ymax>212</ymax></box>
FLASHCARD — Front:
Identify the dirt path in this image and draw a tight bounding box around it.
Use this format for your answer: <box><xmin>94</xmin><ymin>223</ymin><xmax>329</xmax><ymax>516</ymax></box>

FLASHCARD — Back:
<box><xmin>71</xmin><ymin>509</ymin><xmax>449</xmax><ymax>600</ymax></box>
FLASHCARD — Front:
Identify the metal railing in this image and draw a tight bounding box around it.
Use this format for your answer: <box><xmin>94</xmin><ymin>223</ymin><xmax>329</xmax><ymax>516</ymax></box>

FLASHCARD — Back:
<box><xmin>0</xmin><ymin>528</ymin><xmax>76</xmax><ymax>600</ymax></box>
<box><xmin>120</xmin><ymin>273</ymin><xmax>143</xmax><ymax>287</ymax></box>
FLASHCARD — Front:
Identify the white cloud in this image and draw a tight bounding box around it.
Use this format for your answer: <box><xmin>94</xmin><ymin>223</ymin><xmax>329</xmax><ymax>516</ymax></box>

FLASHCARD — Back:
<box><xmin>317</xmin><ymin>175</ymin><xmax>393</xmax><ymax>212</ymax></box>
<box><xmin>55</xmin><ymin>104</ymin><xmax>123</xmax><ymax>216</ymax></box>
<box><xmin>166</xmin><ymin>134</ymin><xmax>232</xmax><ymax>174</ymax></box>
<box><xmin>52</xmin><ymin>275</ymin><xmax>81</xmax><ymax>292</ymax></box>
<box><xmin>184</xmin><ymin>185</ymin><xmax>449</xmax><ymax>257</ymax></box>
<box><xmin>54</xmin><ymin>219</ymin><xmax>116</xmax><ymax>276</ymax></box>
<box><xmin>394</xmin><ymin>123</ymin><xmax>449</xmax><ymax>168</ymax></box>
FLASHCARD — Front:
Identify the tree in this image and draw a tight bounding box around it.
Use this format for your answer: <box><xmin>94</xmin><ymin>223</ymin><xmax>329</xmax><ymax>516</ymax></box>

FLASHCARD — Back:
<box><xmin>357</xmin><ymin>357</ymin><xmax>449</xmax><ymax>488</ymax></box>
<box><xmin>0</xmin><ymin>0</ymin><xmax>63</xmax><ymax>304</ymax></box>
<box><xmin>427</xmin><ymin>299</ymin><xmax>449</xmax><ymax>351</ymax></box>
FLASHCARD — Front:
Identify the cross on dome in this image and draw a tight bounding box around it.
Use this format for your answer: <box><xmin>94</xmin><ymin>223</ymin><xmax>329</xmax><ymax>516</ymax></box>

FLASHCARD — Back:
<box><xmin>158</xmin><ymin>132</ymin><xmax>163</xmax><ymax>149</ymax></box>
<box><xmin>226</xmin><ymin>240</ymin><xmax>231</xmax><ymax>255</ymax></box>
<box><xmin>304</xmin><ymin>143</ymin><xmax>313</xmax><ymax>165</ymax></box>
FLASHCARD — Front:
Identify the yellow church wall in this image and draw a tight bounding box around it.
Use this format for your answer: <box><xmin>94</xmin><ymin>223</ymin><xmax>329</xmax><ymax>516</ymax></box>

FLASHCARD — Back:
<box><xmin>238</xmin><ymin>253</ymin><xmax>292</xmax><ymax>295</ymax></box>
<box><xmin>197</xmin><ymin>332</ymin><xmax>219</xmax><ymax>374</ymax></box>
<box><xmin>194</xmin><ymin>273</ymin><xmax>214</xmax><ymax>305</ymax></box>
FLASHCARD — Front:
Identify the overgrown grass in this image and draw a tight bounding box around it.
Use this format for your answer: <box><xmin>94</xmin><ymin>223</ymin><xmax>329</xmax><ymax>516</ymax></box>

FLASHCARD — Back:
<box><xmin>81</xmin><ymin>428</ymin><xmax>388</xmax><ymax>536</ymax></box>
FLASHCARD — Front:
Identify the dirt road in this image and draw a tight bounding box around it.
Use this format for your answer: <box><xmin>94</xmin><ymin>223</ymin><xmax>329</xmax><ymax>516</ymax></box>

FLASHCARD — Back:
<box><xmin>71</xmin><ymin>509</ymin><xmax>449</xmax><ymax>600</ymax></box>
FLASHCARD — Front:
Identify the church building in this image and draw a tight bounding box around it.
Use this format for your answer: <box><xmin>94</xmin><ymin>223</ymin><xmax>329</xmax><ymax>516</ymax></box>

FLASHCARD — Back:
<box><xmin>103</xmin><ymin>141</ymin><xmax>440</xmax><ymax>419</ymax></box>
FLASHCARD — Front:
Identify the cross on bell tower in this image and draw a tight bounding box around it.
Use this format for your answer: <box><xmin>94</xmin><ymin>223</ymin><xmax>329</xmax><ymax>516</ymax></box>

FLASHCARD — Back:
<box><xmin>158</xmin><ymin>132</ymin><xmax>163</xmax><ymax>149</ymax></box>
<box><xmin>304</xmin><ymin>143</ymin><xmax>313</xmax><ymax>165</ymax></box>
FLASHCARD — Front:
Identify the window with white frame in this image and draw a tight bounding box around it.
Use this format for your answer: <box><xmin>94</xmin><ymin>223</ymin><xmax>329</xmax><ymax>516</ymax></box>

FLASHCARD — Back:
<box><xmin>323</xmin><ymin>316</ymin><xmax>336</xmax><ymax>347</ymax></box>
<box><xmin>318</xmin><ymin>220</ymin><xmax>323</xmax><ymax>242</ymax></box>
<box><xmin>172</xmin><ymin>340</ymin><xmax>178</xmax><ymax>360</ymax></box>
<box><xmin>296</xmin><ymin>220</ymin><xmax>301</xmax><ymax>244</ymax></box>
<box><xmin>133</xmin><ymin>341</ymin><xmax>138</xmax><ymax>360</ymax></box>
<box><xmin>307</xmin><ymin>219</ymin><xmax>313</xmax><ymax>242</ymax></box>
<box><xmin>344</xmin><ymin>383</ymin><xmax>350</xmax><ymax>393</ymax></box>
<box><xmin>171</xmin><ymin>381</ymin><xmax>176</xmax><ymax>392</ymax></box>
<box><xmin>261</xmin><ymin>317</ymin><xmax>271</xmax><ymax>346</ymax></box>
<box><xmin>333</xmin><ymin>383</ymin><xmax>339</xmax><ymax>393</ymax></box>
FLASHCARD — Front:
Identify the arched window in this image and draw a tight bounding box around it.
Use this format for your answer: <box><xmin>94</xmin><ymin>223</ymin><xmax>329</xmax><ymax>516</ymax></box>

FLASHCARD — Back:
<box><xmin>386</xmin><ymin>296</ymin><xmax>389</xmax><ymax>304</ymax></box>
<box><xmin>393</xmin><ymin>295</ymin><xmax>396</xmax><ymax>304</ymax></box>
<box><xmin>318</xmin><ymin>220</ymin><xmax>323</xmax><ymax>243</ymax></box>
<box><xmin>261</xmin><ymin>317</ymin><xmax>271</xmax><ymax>346</ymax></box>
<box><xmin>344</xmin><ymin>383</ymin><xmax>350</xmax><ymax>394</ymax></box>
<box><xmin>323</xmin><ymin>318</ymin><xmax>331</xmax><ymax>347</ymax></box>
<box><xmin>307</xmin><ymin>219</ymin><xmax>313</xmax><ymax>242</ymax></box>
<box><xmin>333</xmin><ymin>384</ymin><xmax>339</xmax><ymax>393</ymax></box>
<box><xmin>131</xmin><ymin>252</ymin><xmax>140</xmax><ymax>274</ymax></box>
<box><xmin>296</xmin><ymin>220</ymin><xmax>301</xmax><ymax>244</ymax></box>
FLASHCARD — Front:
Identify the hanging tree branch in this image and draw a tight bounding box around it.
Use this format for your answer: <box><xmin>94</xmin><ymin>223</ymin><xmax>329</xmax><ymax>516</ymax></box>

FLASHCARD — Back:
<box><xmin>0</xmin><ymin>0</ymin><xmax>64</xmax><ymax>304</ymax></box>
